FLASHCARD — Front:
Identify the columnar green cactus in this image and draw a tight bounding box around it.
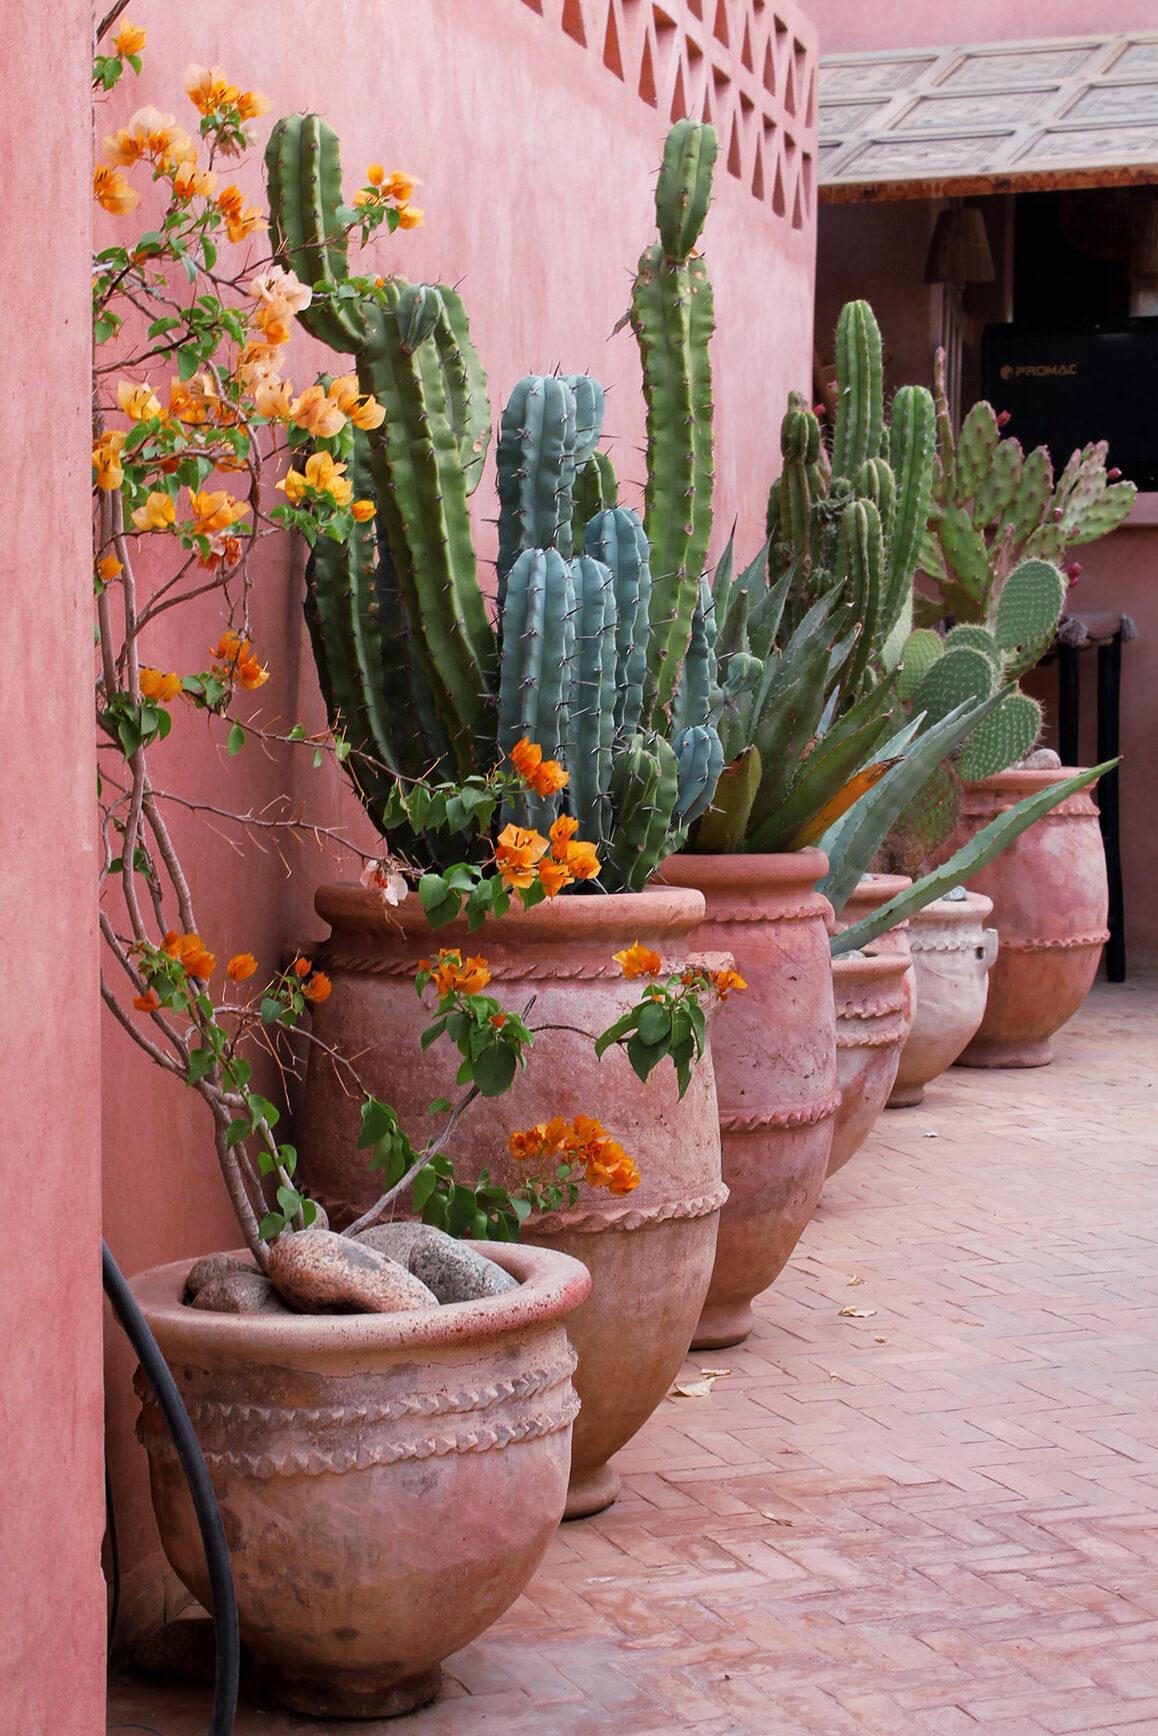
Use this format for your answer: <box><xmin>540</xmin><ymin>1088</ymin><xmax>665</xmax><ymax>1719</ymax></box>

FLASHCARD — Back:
<box><xmin>631</xmin><ymin>119</ymin><xmax>718</xmax><ymax>728</ymax></box>
<box><xmin>270</xmin><ymin>115</ymin><xmax>724</xmax><ymax>890</ymax></box>
<box><xmin>264</xmin><ymin>114</ymin><xmax>366</xmax><ymax>352</ymax></box>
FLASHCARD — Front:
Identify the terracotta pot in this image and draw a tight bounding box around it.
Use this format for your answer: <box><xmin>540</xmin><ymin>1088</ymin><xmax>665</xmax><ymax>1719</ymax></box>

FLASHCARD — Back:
<box><xmin>827</xmin><ymin>875</ymin><xmax>915</xmax><ymax>1176</ymax></box>
<box><xmin>655</xmin><ymin>853</ymin><xmax>837</xmax><ymax>1349</ymax></box>
<box><xmin>888</xmin><ymin>893</ymin><xmax>997</xmax><ymax>1107</ymax></box>
<box><xmin>299</xmin><ymin>885</ymin><xmax>727</xmax><ymax>1518</ymax></box>
<box><xmin>949</xmin><ymin>769</ymin><xmax>1109</xmax><ymax>1068</ymax></box>
<box><xmin>130</xmin><ymin>1243</ymin><xmax>589</xmax><ymax>1719</ymax></box>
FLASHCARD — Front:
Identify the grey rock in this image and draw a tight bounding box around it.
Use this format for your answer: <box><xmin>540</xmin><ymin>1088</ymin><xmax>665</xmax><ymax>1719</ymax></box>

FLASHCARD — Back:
<box><xmin>356</xmin><ymin>1222</ymin><xmax>518</xmax><ymax>1303</ymax></box>
<box><xmin>266</xmin><ymin>1227</ymin><xmax>439</xmax><ymax>1314</ymax></box>
<box><xmin>184</xmin><ymin>1251</ymin><xmax>257</xmax><ymax>1302</ymax></box>
<box><xmin>1021</xmin><ymin>747</ymin><xmax>1061</xmax><ymax>769</ymax></box>
<box><xmin>190</xmin><ymin>1272</ymin><xmax>292</xmax><ymax>1315</ymax></box>
<box><xmin>943</xmin><ymin>884</ymin><xmax>968</xmax><ymax>902</ymax></box>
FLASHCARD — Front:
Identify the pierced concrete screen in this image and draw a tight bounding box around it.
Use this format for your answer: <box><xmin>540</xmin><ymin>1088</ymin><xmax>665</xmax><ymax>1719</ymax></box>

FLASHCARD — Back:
<box><xmin>819</xmin><ymin>31</ymin><xmax>1158</xmax><ymax>203</ymax></box>
<box><xmin>518</xmin><ymin>0</ymin><xmax>817</xmax><ymax>228</ymax></box>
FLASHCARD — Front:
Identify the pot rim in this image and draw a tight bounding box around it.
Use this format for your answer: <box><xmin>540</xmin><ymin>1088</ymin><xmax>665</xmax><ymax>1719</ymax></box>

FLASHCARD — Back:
<box><xmin>909</xmin><ymin>891</ymin><xmax>994</xmax><ymax>923</ymax></box>
<box><xmin>314</xmin><ymin>881</ymin><xmax>706</xmax><ymax>944</ymax></box>
<box><xmin>655</xmin><ymin>847</ymin><xmax>829</xmax><ymax>888</ymax></box>
<box><xmin>961</xmin><ymin>764</ymin><xmax>1097</xmax><ymax>794</ymax></box>
<box><xmin>831</xmin><ymin>949</ymin><xmax>913</xmax><ymax>981</ymax></box>
<box><xmin>128</xmin><ymin>1240</ymin><xmax>591</xmax><ymax>1364</ymax></box>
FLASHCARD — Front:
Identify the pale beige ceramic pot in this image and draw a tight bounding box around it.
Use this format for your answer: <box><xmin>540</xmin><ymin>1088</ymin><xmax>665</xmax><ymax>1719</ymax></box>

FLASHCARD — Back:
<box><xmin>130</xmin><ymin>1242</ymin><xmax>590</xmax><ymax>1719</ymax></box>
<box><xmin>298</xmin><ymin>884</ymin><xmax>727</xmax><ymax>1518</ymax></box>
<box><xmin>888</xmin><ymin>893</ymin><xmax>997</xmax><ymax>1107</ymax></box>
<box><xmin>946</xmin><ymin>769</ymin><xmax>1109</xmax><ymax>1067</ymax></box>
<box><xmin>656</xmin><ymin>852</ymin><xmax>838</xmax><ymax>1348</ymax></box>
<box><xmin>828</xmin><ymin>875</ymin><xmax>915</xmax><ymax>1176</ymax></box>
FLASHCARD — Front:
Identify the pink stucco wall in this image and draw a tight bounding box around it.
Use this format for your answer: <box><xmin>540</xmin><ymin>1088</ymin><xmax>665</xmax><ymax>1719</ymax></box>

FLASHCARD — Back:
<box><xmin>0</xmin><ymin>2</ymin><xmax>107</xmax><ymax>1729</ymax></box>
<box><xmin>98</xmin><ymin>0</ymin><xmax>819</xmax><ymax>1632</ymax></box>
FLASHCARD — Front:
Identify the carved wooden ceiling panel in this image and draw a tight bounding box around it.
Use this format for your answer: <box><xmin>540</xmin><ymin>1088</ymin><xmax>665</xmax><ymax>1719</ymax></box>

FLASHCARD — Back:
<box><xmin>517</xmin><ymin>0</ymin><xmax>817</xmax><ymax>228</ymax></box>
<box><xmin>819</xmin><ymin>31</ymin><xmax>1158</xmax><ymax>203</ymax></box>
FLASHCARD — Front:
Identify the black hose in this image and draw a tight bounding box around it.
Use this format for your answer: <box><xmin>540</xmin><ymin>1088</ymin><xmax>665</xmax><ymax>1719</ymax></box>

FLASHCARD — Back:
<box><xmin>104</xmin><ymin>1452</ymin><xmax>121</xmax><ymax>1651</ymax></box>
<box><xmin>102</xmin><ymin>1240</ymin><xmax>239</xmax><ymax>1736</ymax></box>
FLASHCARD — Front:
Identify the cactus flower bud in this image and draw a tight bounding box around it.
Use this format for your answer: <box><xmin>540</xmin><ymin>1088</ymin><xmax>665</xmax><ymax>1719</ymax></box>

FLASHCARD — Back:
<box><xmin>1067</xmin><ymin>563</ymin><xmax>1082</xmax><ymax>586</ymax></box>
<box><xmin>996</xmin><ymin>410</ymin><xmax>1012</xmax><ymax>428</ymax></box>
<box><xmin>1052</xmin><ymin>507</ymin><xmax>1064</xmax><ymax>522</ymax></box>
<box><xmin>1108</xmin><ymin>467</ymin><xmax>1121</xmax><ymax>481</ymax></box>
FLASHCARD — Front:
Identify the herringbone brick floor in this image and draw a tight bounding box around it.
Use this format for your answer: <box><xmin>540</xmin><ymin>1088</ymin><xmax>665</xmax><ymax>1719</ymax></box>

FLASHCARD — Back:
<box><xmin>109</xmin><ymin>976</ymin><xmax>1158</xmax><ymax>1735</ymax></box>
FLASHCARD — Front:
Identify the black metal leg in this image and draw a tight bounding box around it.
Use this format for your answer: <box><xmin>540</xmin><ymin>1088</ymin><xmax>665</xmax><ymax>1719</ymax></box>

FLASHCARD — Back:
<box><xmin>1058</xmin><ymin>644</ymin><xmax>1081</xmax><ymax>767</ymax></box>
<box><xmin>1097</xmin><ymin>632</ymin><xmax>1125</xmax><ymax>982</ymax></box>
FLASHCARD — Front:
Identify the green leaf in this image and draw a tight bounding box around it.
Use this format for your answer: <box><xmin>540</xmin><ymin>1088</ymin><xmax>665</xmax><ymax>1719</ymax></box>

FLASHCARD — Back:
<box><xmin>358</xmin><ymin>1096</ymin><xmax>397</xmax><ymax>1149</ymax></box>
<box><xmin>186</xmin><ymin>1048</ymin><xmax>216</xmax><ymax>1084</ymax></box>
<box><xmin>594</xmin><ymin>1011</ymin><xmax>636</xmax><ymax>1059</ymax></box>
<box><xmin>636</xmin><ymin>1001</ymin><xmax>672</xmax><ymax>1047</ymax></box>
<box><xmin>247</xmin><ymin>1094</ymin><xmax>280</xmax><ymax>1131</ymax></box>
<box><xmin>412</xmin><ymin>1162</ymin><xmax>440</xmax><ymax>1211</ymax></box>
<box><xmin>277</xmin><ymin>1184</ymin><xmax>303</xmax><ymax>1217</ymax></box>
<box><xmin>259</xmin><ymin>1211</ymin><xmax>286</xmax><ymax>1241</ymax></box>
<box><xmin>626</xmin><ymin>1031</ymin><xmax>668</xmax><ymax>1084</ymax></box>
<box><xmin>472</xmin><ymin>1040</ymin><xmax>518</xmax><ymax>1099</ymax></box>
<box><xmin>176</xmin><ymin>346</ymin><xmax>200</xmax><ymax>382</ymax></box>
<box><xmin>225</xmin><ymin>1117</ymin><xmax>249</xmax><ymax>1149</ymax></box>
<box><xmin>227</xmin><ymin>722</ymin><xmax>246</xmax><ymax>757</ymax></box>
<box><xmin>428</xmin><ymin>1097</ymin><xmax>452</xmax><ymax>1116</ymax></box>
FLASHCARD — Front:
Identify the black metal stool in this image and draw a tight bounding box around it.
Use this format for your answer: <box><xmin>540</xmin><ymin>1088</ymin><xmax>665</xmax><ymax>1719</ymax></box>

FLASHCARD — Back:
<box><xmin>1044</xmin><ymin>610</ymin><xmax>1133</xmax><ymax>983</ymax></box>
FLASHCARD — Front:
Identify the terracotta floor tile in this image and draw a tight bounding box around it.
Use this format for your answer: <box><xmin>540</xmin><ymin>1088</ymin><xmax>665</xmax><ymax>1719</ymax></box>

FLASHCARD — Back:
<box><xmin>107</xmin><ymin>977</ymin><xmax>1158</xmax><ymax>1735</ymax></box>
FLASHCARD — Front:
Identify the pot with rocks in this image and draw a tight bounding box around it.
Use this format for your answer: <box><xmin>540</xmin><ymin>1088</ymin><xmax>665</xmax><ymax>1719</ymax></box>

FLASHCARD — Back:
<box><xmin>130</xmin><ymin>1235</ymin><xmax>590</xmax><ymax>1719</ymax></box>
<box><xmin>298</xmin><ymin>883</ymin><xmax>729</xmax><ymax>1518</ymax></box>
<box><xmin>888</xmin><ymin>890</ymin><xmax>997</xmax><ymax>1107</ymax></box>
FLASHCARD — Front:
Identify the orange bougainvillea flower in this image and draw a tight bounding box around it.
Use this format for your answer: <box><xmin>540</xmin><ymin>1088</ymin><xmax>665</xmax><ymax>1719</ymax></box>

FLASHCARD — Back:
<box><xmin>351</xmin><ymin>498</ymin><xmax>376</xmax><ymax>523</ymax></box>
<box><xmin>489</xmin><ymin>1012</ymin><xmax>507</xmax><ymax>1029</ymax></box>
<box><xmin>104</xmin><ymin>106</ymin><xmax>192</xmax><ymax>169</ymax></box>
<box><xmin>327</xmin><ymin>376</ymin><xmax>386</xmax><ymax>432</ymax></box>
<box><xmin>216</xmin><ymin>183</ymin><xmax>266</xmax><ymax>243</ymax></box>
<box><xmin>510</xmin><ymin>736</ymin><xmax>569</xmax><ymax>798</ymax></box>
<box><xmin>164</xmin><ymin>931</ymin><xmax>216</xmax><ymax>980</ymax></box>
<box><xmin>131</xmin><ymin>491</ymin><xmax>177</xmax><ymax>532</ymax></box>
<box><xmin>188</xmin><ymin>488</ymin><xmax>248</xmax><ymax>538</ymax></box>
<box><xmin>97</xmin><ymin>554</ymin><xmax>123</xmax><ymax>583</ymax></box>
<box><xmin>212</xmin><ymin>628</ymin><xmax>269</xmax><ymax>690</ymax></box>
<box><xmin>184</xmin><ymin>62</ymin><xmax>239</xmax><ymax>114</ymax></box>
<box><xmin>116</xmin><ymin>378</ymin><xmax>162</xmax><ymax>422</ymax></box>
<box><xmin>286</xmin><ymin>383</ymin><xmax>345</xmax><ymax>440</ymax></box>
<box><xmin>132</xmin><ymin>988</ymin><xmax>160</xmax><ymax>1013</ymax></box>
<box><xmin>712</xmin><ymin>968</ymin><xmax>747</xmax><ymax>1000</ymax></box>
<box><xmin>386</xmin><ymin>171</ymin><xmax>421</xmax><ymax>204</ymax></box>
<box><xmin>138</xmin><ymin>666</ymin><xmax>182</xmax><ymax>703</ymax></box>
<box><xmin>537</xmin><ymin>858</ymin><xmax>573</xmax><ymax>899</ymax></box>
<box><xmin>548</xmin><ymin>813</ymin><xmax>579</xmax><ymax>860</ymax></box>
<box><xmin>168</xmin><ymin>372</ymin><xmax>220</xmax><ymax>425</ymax></box>
<box><xmin>114</xmin><ymin>19</ymin><xmax>146</xmax><ymax>54</ymax></box>
<box><xmin>613</xmin><ymin>942</ymin><xmax>663</xmax><ymax>980</ymax></box>
<box><xmin>172</xmin><ymin>158</ymin><xmax>217</xmax><ymax>201</ymax></box>
<box><xmin>397</xmin><ymin>205</ymin><xmax>425</xmax><ymax>230</ymax></box>
<box><xmin>561</xmin><ymin>838</ymin><xmax>601</xmax><ymax>881</ymax></box>
<box><xmin>426</xmin><ymin>948</ymin><xmax>491</xmax><ymax>997</ymax></box>
<box><xmin>227</xmin><ymin>953</ymin><xmax>258</xmax><ymax>982</ymax></box>
<box><xmin>302</xmin><ymin>972</ymin><xmax>332</xmax><ymax>1003</ymax></box>
<box><xmin>494</xmin><ymin>823</ymin><xmax>550</xmax><ymax>890</ymax></box>
<box><xmin>93</xmin><ymin>165</ymin><xmax>140</xmax><ymax>214</ymax></box>
<box><xmin>92</xmin><ymin>430</ymin><xmax>126</xmax><ymax>491</ymax></box>
<box><xmin>455</xmin><ymin>955</ymin><xmax>491</xmax><ymax>996</ymax></box>
<box><xmin>292</xmin><ymin>956</ymin><xmax>312</xmax><ymax>977</ymax></box>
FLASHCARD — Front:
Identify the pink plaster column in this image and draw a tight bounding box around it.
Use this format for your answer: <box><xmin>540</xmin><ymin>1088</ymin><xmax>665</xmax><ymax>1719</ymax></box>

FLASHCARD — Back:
<box><xmin>0</xmin><ymin>3</ymin><xmax>107</xmax><ymax>1729</ymax></box>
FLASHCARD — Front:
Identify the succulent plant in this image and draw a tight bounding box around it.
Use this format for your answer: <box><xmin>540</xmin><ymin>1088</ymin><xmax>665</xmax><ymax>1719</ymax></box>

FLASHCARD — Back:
<box><xmin>268</xmin><ymin>114</ymin><xmax>723</xmax><ymax>890</ymax></box>
<box><xmin>918</xmin><ymin>348</ymin><xmax>1136</xmax><ymax>630</ymax></box>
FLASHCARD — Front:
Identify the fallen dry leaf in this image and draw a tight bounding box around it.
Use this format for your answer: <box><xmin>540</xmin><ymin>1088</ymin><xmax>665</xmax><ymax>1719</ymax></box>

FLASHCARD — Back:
<box><xmin>759</xmin><ymin>1510</ymin><xmax>795</xmax><ymax>1526</ymax></box>
<box><xmin>671</xmin><ymin>1376</ymin><xmax>720</xmax><ymax>1398</ymax></box>
<box><xmin>699</xmin><ymin>1366</ymin><xmax>732</xmax><ymax>1378</ymax></box>
<box><xmin>839</xmin><ymin>1306</ymin><xmax>878</xmax><ymax>1318</ymax></box>
<box><xmin>846</xmin><ymin>1274</ymin><xmax>863</xmax><ymax>1286</ymax></box>
<box><xmin>874</xmin><ymin>1336</ymin><xmax>887</xmax><ymax>1343</ymax></box>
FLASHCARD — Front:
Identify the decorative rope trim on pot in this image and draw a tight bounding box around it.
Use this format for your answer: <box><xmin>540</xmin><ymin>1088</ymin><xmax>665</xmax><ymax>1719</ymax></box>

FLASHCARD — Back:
<box><xmin>138</xmin><ymin>1392</ymin><xmax>581</xmax><ymax>1478</ymax></box>
<box><xmin>835</xmin><ymin>1022</ymin><xmax>909</xmax><ymax>1050</ymax></box>
<box><xmin>957</xmin><ymin>796</ymin><xmax>1097</xmax><ymax>820</ymax></box>
<box><xmin>1000</xmin><ymin>929</ymin><xmax>1111</xmax><ymax>953</ymax></box>
<box><xmin>836</xmin><ymin>992</ymin><xmax>909</xmax><ymax>1021</ymax></box>
<box><xmin>909</xmin><ymin>935</ymin><xmax>994</xmax><ymax>955</ymax></box>
<box><xmin>526</xmin><ymin>1179</ymin><xmax>730</xmax><ymax>1236</ymax></box>
<box><xmin>317</xmin><ymin>952</ymin><xmax>644</xmax><ymax>983</ymax></box>
<box><xmin>719</xmin><ymin>1087</ymin><xmax>842</xmax><ymax>1132</ymax></box>
<box><xmin>691</xmin><ymin>899</ymin><xmax>832</xmax><ymax>927</ymax></box>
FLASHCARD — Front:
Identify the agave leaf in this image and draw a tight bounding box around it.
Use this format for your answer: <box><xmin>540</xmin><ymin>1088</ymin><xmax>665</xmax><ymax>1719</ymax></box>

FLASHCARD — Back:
<box><xmin>830</xmin><ymin>760</ymin><xmax>1115</xmax><ymax>955</ymax></box>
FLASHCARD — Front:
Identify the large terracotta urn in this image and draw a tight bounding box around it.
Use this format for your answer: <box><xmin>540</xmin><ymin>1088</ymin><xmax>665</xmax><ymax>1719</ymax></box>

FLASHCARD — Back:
<box><xmin>949</xmin><ymin>769</ymin><xmax>1108</xmax><ymax>1067</ymax></box>
<box><xmin>656</xmin><ymin>853</ymin><xmax>838</xmax><ymax>1350</ymax></box>
<box><xmin>827</xmin><ymin>875</ymin><xmax>915</xmax><ymax>1176</ymax></box>
<box><xmin>299</xmin><ymin>884</ymin><xmax>727</xmax><ymax>1518</ymax></box>
<box><xmin>130</xmin><ymin>1243</ymin><xmax>589</xmax><ymax>1719</ymax></box>
<box><xmin>888</xmin><ymin>893</ymin><xmax>997</xmax><ymax>1107</ymax></box>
